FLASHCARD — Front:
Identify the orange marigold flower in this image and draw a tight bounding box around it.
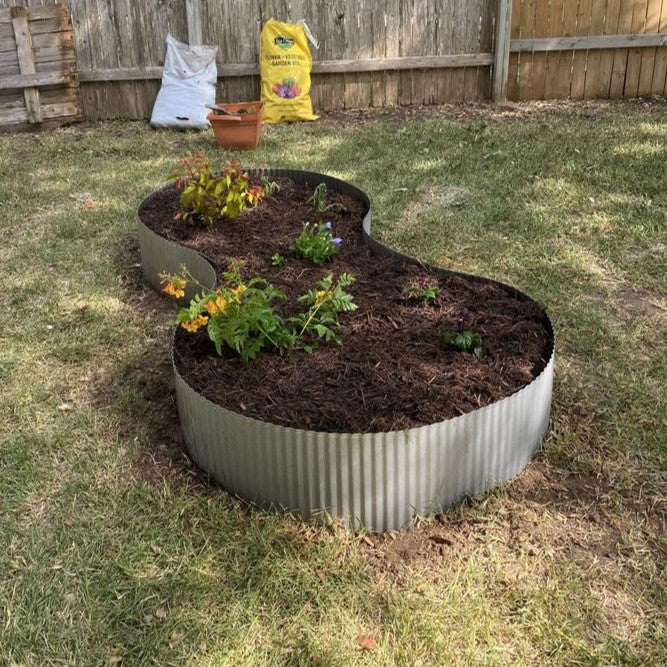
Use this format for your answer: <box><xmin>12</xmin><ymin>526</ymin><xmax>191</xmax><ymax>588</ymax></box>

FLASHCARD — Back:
<box><xmin>181</xmin><ymin>315</ymin><xmax>209</xmax><ymax>333</ymax></box>
<box><xmin>231</xmin><ymin>284</ymin><xmax>247</xmax><ymax>304</ymax></box>
<box><xmin>163</xmin><ymin>280</ymin><xmax>186</xmax><ymax>299</ymax></box>
<box><xmin>204</xmin><ymin>296</ymin><xmax>228</xmax><ymax>315</ymax></box>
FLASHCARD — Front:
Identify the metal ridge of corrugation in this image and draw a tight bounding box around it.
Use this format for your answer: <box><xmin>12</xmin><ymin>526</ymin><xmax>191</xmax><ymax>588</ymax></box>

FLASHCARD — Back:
<box><xmin>138</xmin><ymin>168</ymin><xmax>555</xmax><ymax>532</ymax></box>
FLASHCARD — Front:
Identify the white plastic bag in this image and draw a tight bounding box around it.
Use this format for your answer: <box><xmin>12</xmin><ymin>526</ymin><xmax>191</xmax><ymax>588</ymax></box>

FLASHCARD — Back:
<box><xmin>150</xmin><ymin>35</ymin><xmax>218</xmax><ymax>129</ymax></box>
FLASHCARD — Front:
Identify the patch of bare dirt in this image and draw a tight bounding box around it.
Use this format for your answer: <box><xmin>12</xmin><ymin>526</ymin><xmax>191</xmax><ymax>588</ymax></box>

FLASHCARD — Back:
<box><xmin>594</xmin><ymin>587</ymin><xmax>647</xmax><ymax>643</ymax></box>
<box><xmin>607</xmin><ymin>282</ymin><xmax>667</xmax><ymax>326</ymax></box>
<box><xmin>361</xmin><ymin>459</ymin><xmax>666</xmax><ymax>586</ymax></box>
<box><xmin>397</xmin><ymin>184</ymin><xmax>472</xmax><ymax>230</ymax></box>
<box><xmin>21</xmin><ymin>99</ymin><xmax>664</xmax><ymax>146</ymax></box>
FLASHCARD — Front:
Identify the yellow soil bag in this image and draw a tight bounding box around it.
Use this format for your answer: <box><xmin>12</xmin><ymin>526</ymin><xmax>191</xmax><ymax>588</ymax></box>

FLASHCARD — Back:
<box><xmin>260</xmin><ymin>19</ymin><xmax>318</xmax><ymax>123</ymax></box>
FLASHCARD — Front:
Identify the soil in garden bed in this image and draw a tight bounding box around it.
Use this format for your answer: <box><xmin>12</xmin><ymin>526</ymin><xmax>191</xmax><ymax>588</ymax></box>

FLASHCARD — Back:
<box><xmin>140</xmin><ymin>178</ymin><xmax>553</xmax><ymax>433</ymax></box>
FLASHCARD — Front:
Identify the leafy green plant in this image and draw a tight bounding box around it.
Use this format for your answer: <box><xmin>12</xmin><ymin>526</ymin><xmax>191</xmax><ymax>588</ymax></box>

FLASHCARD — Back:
<box><xmin>293</xmin><ymin>221</ymin><xmax>342</xmax><ymax>264</ymax></box>
<box><xmin>290</xmin><ymin>273</ymin><xmax>357</xmax><ymax>350</ymax></box>
<box><xmin>271</xmin><ymin>253</ymin><xmax>286</xmax><ymax>267</ymax></box>
<box><xmin>162</xmin><ymin>264</ymin><xmax>291</xmax><ymax>366</ymax></box>
<box><xmin>172</xmin><ymin>154</ymin><xmax>264</xmax><ymax>225</ymax></box>
<box><xmin>441</xmin><ymin>330</ymin><xmax>483</xmax><ymax>357</ymax></box>
<box><xmin>261</xmin><ymin>176</ymin><xmax>282</xmax><ymax>196</ymax></box>
<box><xmin>161</xmin><ymin>266</ymin><xmax>357</xmax><ymax>364</ymax></box>
<box><xmin>402</xmin><ymin>284</ymin><xmax>440</xmax><ymax>303</ymax></box>
<box><xmin>402</xmin><ymin>271</ymin><xmax>440</xmax><ymax>303</ymax></box>
<box><xmin>307</xmin><ymin>183</ymin><xmax>347</xmax><ymax>214</ymax></box>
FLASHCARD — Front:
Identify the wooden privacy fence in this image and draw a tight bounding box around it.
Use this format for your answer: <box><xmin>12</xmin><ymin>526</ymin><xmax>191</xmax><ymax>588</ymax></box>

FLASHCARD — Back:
<box><xmin>0</xmin><ymin>0</ymin><xmax>665</xmax><ymax>125</ymax></box>
<box><xmin>507</xmin><ymin>0</ymin><xmax>667</xmax><ymax>100</ymax></box>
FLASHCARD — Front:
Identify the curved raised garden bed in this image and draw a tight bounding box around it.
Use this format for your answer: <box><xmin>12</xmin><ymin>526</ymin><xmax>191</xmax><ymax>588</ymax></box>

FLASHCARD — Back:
<box><xmin>138</xmin><ymin>169</ymin><xmax>555</xmax><ymax>532</ymax></box>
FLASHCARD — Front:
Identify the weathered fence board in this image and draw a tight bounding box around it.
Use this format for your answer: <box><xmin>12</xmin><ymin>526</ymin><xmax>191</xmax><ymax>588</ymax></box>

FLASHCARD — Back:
<box><xmin>0</xmin><ymin>3</ymin><xmax>79</xmax><ymax>129</ymax></box>
<box><xmin>493</xmin><ymin>0</ymin><xmax>513</xmax><ymax>100</ymax></box>
<box><xmin>0</xmin><ymin>0</ymin><xmax>665</xmax><ymax>121</ymax></box>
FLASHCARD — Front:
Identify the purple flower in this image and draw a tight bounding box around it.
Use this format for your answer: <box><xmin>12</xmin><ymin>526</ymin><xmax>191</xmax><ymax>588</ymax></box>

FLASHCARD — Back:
<box><xmin>457</xmin><ymin>308</ymin><xmax>473</xmax><ymax>326</ymax></box>
<box><xmin>332</xmin><ymin>237</ymin><xmax>343</xmax><ymax>247</ymax></box>
<box><xmin>414</xmin><ymin>269</ymin><xmax>431</xmax><ymax>290</ymax></box>
<box><xmin>324</xmin><ymin>221</ymin><xmax>332</xmax><ymax>230</ymax></box>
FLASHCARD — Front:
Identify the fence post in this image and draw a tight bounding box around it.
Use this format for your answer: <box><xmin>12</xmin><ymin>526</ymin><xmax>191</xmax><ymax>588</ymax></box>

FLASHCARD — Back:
<box><xmin>185</xmin><ymin>0</ymin><xmax>203</xmax><ymax>45</ymax></box>
<box><xmin>493</xmin><ymin>0</ymin><xmax>513</xmax><ymax>101</ymax></box>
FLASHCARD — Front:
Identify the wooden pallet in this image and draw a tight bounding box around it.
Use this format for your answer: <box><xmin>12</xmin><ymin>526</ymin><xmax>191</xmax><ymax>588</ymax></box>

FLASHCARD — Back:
<box><xmin>0</xmin><ymin>4</ymin><xmax>80</xmax><ymax>131</ymax></box>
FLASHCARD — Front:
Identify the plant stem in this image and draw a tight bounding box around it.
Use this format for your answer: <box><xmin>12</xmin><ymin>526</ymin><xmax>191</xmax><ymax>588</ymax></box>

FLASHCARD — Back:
<box><xmin>297</xmin><ymin>300</ymin><xmax>327</xmax><ymax>339</ymax></box>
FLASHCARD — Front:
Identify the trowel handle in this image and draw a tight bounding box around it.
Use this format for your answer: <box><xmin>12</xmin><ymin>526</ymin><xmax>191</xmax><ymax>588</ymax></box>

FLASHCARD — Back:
<box><xmin>205</xmin><ymin>104</ymin><xmax>242</xmax><ymax>120</ymax></box>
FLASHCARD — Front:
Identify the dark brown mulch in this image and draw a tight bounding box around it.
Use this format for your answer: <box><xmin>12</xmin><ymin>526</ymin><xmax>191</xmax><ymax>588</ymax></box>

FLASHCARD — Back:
<box><xmin>139</xmin><ymin>178</ymin><xmax>552</xmax><ymax>433</ymax></box>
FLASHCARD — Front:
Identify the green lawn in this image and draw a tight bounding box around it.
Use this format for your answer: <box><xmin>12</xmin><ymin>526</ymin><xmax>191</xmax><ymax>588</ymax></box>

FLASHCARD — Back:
<box><xmin>1</xmin><ymin>100</ymin><xmax>665</xmax><ymax>665</ymax></box>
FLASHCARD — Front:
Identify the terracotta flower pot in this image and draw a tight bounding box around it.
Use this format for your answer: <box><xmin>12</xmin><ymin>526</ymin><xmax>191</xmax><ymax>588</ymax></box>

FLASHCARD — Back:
<box><xmin>207</xmin><ymin>101</ymin><xmax>264</xmax><ymax>150</ymax></box>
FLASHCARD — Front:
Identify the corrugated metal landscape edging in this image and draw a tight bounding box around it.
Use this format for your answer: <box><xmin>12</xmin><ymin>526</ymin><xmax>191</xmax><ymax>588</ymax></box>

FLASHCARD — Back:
<box><xmin>139</xmin><ymin>169</ymin><xmax>555</xmax><ymax>532</ymax></box>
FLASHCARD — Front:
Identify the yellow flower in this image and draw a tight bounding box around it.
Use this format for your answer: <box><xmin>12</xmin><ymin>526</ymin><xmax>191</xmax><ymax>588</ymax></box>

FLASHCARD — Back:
<box><xmin>204</xmin><ymin>296</ymin><xmax>228</xmax><ymax>315</ymax></box>
<box><xmin>163</xmin><ymin>280</ymin><xmax>186</xmax><ymax>299</ymax></box>
<box><xmin>231</xmin><ymin>284</ymin><xmax>247</xmax><ymax>304</ymax></box>
<box><xmin>181</xmin><ymin>315</ymin><xmax>209</xmax><ymax>333</ymax></box>
<box><xmin>314</xmin><ymin>290</ymin><xmax>328</xmax><ymax>306</ymax></box>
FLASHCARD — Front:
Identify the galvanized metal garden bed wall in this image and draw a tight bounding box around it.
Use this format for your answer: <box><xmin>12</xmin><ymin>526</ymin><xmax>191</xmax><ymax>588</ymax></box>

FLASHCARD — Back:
<box><xmin>138</xmin><ymin>169</ymin><xmax>555</xmax><ymax>532</ymax></box>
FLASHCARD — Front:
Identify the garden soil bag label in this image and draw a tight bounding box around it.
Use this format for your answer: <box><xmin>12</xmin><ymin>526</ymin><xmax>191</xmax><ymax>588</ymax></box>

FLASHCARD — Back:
<box><xmin>260</xmin><ymin>19</ymin><xmax>318</xmax><ymax>123</ymax></box>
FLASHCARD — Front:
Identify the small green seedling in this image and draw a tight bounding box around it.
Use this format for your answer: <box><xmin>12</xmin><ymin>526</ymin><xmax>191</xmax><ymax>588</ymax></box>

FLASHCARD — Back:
<box><xmin>290</xmin><ymin>273</ymin><xmax>357</xmax><ymax>348</ymax></box>
<box><xmin>441</xmin><ymin>330</ymin><xmax>483</xmax><ymax>357</ymax></box>
<box><xmin>261</xmin><ymin>176</ymin><xmax>282</xmax><ymax>197</ymax></box>
<box><xmin>402</xmin><ymin>284</ymin><xmax>440</xmax><ymax>303</ymax></box>
<box><xmin>271</xmin><ymin>253</ymin><xmax>286</xmax><ymax>267</ymax></box>
<box><xmin>307</xmin><ymin>183</ymin><xmax>347</xmax><ymax>214</ymax></box>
